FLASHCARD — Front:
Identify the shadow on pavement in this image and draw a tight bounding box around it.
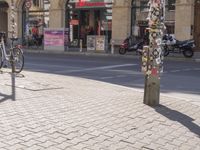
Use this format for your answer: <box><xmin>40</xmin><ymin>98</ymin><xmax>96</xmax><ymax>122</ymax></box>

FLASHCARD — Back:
<box><xmin>0</xmin><ymin>92</ymin><xmax>12</xmax><ymax>103</ymax></box>
<box><xmin>0</xmin><ymin>71</ymin><xmax>22</xmax><ymax>102</ymax></box>
<box><xmin>155</xmin><ymin>104</ymin><xmax>200</xmax><ymax>137</ymax></box>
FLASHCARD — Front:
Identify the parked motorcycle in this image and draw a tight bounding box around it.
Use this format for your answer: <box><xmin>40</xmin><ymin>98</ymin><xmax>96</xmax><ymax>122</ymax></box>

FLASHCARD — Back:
<box><xmin>162</xmin><ymin>34</ymin><xmax>195</xmax><ymax>58</ymax></box>
<box><xmin>119</xmin><ymin>36</ymin><xmax>143</xmax><ymax>55</ymax></box>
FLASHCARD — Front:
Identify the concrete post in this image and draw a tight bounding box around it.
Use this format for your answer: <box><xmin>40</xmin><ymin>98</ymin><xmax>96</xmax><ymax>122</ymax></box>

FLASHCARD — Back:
<box><xmin>142</xmin><ymin>0</ymin><xmax>165</xmax><ymax>106</ymax></box>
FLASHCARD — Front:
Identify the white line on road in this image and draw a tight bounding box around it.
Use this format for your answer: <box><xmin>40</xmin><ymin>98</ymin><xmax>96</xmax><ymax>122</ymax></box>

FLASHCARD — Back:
<box><xmin>100</xmin><ymin>76</ymin><xmax>114</xmax><ymax>79</ymax></box>
<box><xmin>181</xmin><ymin>68</ymin><xmax>193</xmax><ymax>71</ymax></box>
<box><xmin>100</xmin><ymin>75</ymin><xmax>128</xmax><ymax>80</ymax></box>
<box><xmin>194</xmin><ymin>68</ymin><xmax>200</xmax><ymax>71</ymax></box>
<box><xmin>170</xmin><ymin>70</ymin><xmax>181</xmax><ymax>73</ymax></box>
<box><xmin>55</xmin><ymin>64</ymin><xmax>137</xmax><ymax>73</ymax></box>
<box><xmin>116</xmin><ymin>75</ymin><xmax>127</xmax><ymax>78</ymax></box>
<box><xmin>25</xmin><ymin>62</ymin><xmax>78</xmax><ymax>69</ymax></box>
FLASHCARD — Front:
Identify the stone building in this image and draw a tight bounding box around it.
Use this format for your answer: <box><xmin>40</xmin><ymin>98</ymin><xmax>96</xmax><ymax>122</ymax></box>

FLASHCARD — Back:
<box><xmin>0</xmin><ymin>0</ymin><xmax>199</xmax><ymax>50</ymax></box>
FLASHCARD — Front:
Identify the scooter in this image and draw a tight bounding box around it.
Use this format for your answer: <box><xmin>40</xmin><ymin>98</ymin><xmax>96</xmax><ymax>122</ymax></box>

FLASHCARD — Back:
<box><xmin>163</xmin><ymin>34</ymin><xmax>195</xmax><ymax>58</ymax></box>
<box><xmin>119</xmin><ymin>36</ymin><xmax>143</xmax><ymax>55</ymax></box>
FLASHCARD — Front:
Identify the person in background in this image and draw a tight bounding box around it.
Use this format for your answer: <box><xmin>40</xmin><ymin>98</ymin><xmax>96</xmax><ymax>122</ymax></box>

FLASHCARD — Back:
<box><xmin>32</xmin><ymin>25</ymin><xmax>38</xmax><ymax>41</ymax></box>
<box><xmin>143</xmin><ymin>28</ymin><xmax>150</xmax><ymax>45</ymax></box>
<box><xmin>88</xmin><ymin>26</ymin><xmax>94</xmax><ymax>35</ymax></box>
<box><xmin>37</xmin><ymin>19</ymin><xmax>44</xmax><ymax>46</ymax></box>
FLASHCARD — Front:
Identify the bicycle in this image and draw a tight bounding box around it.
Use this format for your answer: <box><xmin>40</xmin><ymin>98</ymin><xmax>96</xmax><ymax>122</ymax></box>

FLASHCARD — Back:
<box><xmin>0</xmin><ymin>32</ymin><xmax>24</xmax><ymax>73</ymax></box>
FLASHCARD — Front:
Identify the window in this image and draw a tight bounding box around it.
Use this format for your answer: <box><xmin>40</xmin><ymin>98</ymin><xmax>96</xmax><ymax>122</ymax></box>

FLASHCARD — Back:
<box><xmin>140</xmin><ymin>0</ymin><xmax>149</xmax><ymax>12</ymax></box>
<box><xmin>168</xmin><ymin>0</ymin><xmax>176</xmax><ymax>11</ymax></box>
<box><xmin>33</xmin><ymin>0</ymin><xmax>39</xmax><ymax>7</ymax></box>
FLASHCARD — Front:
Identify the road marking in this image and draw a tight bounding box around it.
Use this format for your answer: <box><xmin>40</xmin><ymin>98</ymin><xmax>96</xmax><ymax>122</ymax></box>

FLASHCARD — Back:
<box><xmin>194</xmin><ymin>68</ymin><xmax>200</xmax><ymax>71</ymax></box>
<box><xmin>169</xmin><ymin>68</ymin><xmax>200</xmax><ymax>73</ymax></box>
<box><xmin>181</xmin><ymin>68</ymin><xmax>192</xmax><ymax>71</ymax></box>
<box><xmin>170</xmin><ymin>70</ymin><xmax>181</xmax><ymax>73</ymax></box>
<box><xmin>25</xmin><ymin>62</ymin><xmax>77</xmax><ymax>69</ymax></box>
<box><xmin>101</xmin><ymin>76</ymin><xmax>114</xmax><ymax>79</ymax></box>
<box><xmin>195</xmin><ymin>59</ymin><xmax>200</xmax><ymax>62</ymax></box>
<box><xmin>55</xmin><ymin>64</ymin><xmax>137</xmax><ymax>73</ymax></box>
<box><xmin>116</xmin><ymin>75</ymin><xmax>127</xmax><ymax>78</ymax></box>
<box><xmin>100</xmin><ymin>75</ymin><xmax>127</xmax><ymax>80</ymax></box>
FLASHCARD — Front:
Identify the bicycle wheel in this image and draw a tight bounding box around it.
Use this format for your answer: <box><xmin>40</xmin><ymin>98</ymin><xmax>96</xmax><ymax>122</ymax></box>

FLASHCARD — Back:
<box><xmin>12</xmin><ymin>48</ymin><xmax>24</xmax><ymax>73</ymax></box>
<box><xmin>0</xmin><ymin>49</ymin><xmax>3</xmax><ymax>69</ymax></box>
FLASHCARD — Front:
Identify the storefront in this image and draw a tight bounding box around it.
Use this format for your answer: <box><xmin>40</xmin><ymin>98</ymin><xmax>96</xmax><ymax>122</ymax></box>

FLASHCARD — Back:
<box><xmin>22</xmin><ymin>0</ymin><xmax>50</xmax><ymax>46</ymax></box>
<box><xmin>65</xmin><ymin>0</ymin><xmax>113</xmax><ymax>49</ymax></box>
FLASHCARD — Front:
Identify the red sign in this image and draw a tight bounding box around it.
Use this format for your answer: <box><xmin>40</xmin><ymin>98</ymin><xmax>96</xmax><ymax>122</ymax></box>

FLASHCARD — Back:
<box><xmin>76</xmin><ymin>0</ymin><xmax>105</xmax><ymax>8</ymax></box>
<box><xmin>70</xmin><ymin>19</ymin><xmax>79</xmax><ymax>25</ymax></box>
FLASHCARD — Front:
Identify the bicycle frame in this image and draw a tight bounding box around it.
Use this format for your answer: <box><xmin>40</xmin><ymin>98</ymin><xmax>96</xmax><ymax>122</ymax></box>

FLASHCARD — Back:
<box><xmin>0</xmin><ymin>37</ymin><xmax>10</xmax><ymax>62</ymax></box>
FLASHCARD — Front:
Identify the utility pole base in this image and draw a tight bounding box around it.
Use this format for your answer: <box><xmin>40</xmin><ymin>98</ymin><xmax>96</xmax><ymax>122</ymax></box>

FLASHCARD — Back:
<box><xmin>143</xmin><ymin>75</ymin><xmax>160</xmax><ymax>106</ymax></box>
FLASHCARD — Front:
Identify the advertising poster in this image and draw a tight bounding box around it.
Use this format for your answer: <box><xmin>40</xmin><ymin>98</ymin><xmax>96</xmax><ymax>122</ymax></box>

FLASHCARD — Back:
<box><xmin>96</xmin><ymin>36</ymin><xmax>105</xmax><ymax>51</ymax></box>
<box><xmin>44</xmin><ymin>30</ymin><xmax>64</xmax><ymax>46</ymax></box>
<box><xmin>87</xmin><ymin>35</ymin><xmax>96</xmax><ymax>51</ymax></box>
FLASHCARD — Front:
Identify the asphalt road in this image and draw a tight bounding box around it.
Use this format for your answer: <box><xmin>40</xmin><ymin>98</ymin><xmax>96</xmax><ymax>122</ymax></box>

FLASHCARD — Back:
<box><xmin>23</xmin><ymin>52</ymin><xmax>200</xmax><ymax>103</ymax></box>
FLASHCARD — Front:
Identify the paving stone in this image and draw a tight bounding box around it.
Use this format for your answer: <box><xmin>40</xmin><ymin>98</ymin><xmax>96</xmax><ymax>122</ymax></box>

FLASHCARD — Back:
<box><xmin>71</xmin><ymin>143</ymin><xmax>90</xmax><ymax>150</ymax></box>
<box><xmin>52</xmin><ymin>137</ymin><xmax>66</xmax><ymax>144</ymax></box>
<box><xmin>5</xmin><ymin>143</ymin><xmax>27</xmax><ymax>150</ymax></box>
<box><xmin>38</xmin><ymin>140</ymin><xmax>57</xmax><ymax>148</ymax></box>
<box><xmin>130</xmin><ymin>141</ymin><xmax>147</xmax><ymax>149</ymax></box>
<box><xmin>21</xmin><ymin>139</ymin><xmax>41</xmax><ymax>147</ymax></box>
<box><xmin>0</xmin><ymin>142</ymin><xmax>8</xmax><ymax>148</ymax></box>
<box><xmin>4</xmin><ymin>138</ymin><xmax>23</xmax><ymax>146</ymax></box>
<box><xmin>56</xmin><ymin>142</ymin><xmax>74</xmax><ymax>149</ymax></box>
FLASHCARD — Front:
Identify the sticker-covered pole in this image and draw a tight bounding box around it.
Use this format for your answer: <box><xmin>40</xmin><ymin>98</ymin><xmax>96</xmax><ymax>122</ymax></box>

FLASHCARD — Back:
<box><xmin>142</xmin><ymin>0</ymin><xmax>165</xmax><ymax>106</ymax></box>
<box><xmin>10</xmin><ymin>0</ymin><xmax>16</xmax><ymax>73</ymax></box>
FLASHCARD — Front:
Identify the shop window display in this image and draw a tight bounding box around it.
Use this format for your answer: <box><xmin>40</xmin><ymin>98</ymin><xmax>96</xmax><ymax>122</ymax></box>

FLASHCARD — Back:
<box><xmin>65</xmin><ymin>0</ymin><xmax>113</xmax><ymax>49</ymax></box>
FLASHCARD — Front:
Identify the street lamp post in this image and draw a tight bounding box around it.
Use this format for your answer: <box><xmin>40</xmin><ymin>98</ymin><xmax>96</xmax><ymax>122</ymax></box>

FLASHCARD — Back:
<box><xmin>142</xmin><ymin>0</ymin><xmax>165</xmax><ymax>106</ymax></box>
<box><xmin>10</xmin><ymin>0</ymin><xmax>16</xmax><ymax>73</ymax></box>
<box><xmin>10</xmin><ymin>0</ymin><xmax>16</xmax><ymax>101</ymax></box>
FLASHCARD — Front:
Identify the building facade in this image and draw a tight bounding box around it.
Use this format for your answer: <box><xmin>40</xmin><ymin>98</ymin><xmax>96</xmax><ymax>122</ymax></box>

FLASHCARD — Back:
<box><xmin>0</xmin><ymin>0</ymin><xmax>200</xmax><ymax>50</ymax></box>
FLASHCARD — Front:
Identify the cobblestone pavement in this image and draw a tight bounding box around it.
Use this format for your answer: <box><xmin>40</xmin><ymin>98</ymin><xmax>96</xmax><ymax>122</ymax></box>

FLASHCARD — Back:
<box><xmin>0</xmin><ymin>70</ymin><xmax>199</xmax><ymax>150</ymax></box>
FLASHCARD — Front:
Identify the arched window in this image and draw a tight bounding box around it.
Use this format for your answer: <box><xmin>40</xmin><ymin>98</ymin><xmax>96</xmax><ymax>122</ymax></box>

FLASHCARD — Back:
<box><xmin>22</xmin><ymin>0</ymin><xmax>50</xmax><ymax>47</ymax></box>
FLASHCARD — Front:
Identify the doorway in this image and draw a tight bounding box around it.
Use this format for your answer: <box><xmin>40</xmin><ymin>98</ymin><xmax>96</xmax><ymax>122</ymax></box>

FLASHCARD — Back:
<box><xmin>0</xmin><ymin>1</ymin><xmax>9</xmax><ymax>39</ymax></box>
<box><xmin>194</xmin><ymin>0</ymin><xmax>200</xmax><ymax>50</ymax></box>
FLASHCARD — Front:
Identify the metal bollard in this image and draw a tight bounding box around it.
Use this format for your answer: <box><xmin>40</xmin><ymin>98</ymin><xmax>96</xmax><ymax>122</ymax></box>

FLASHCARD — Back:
<box><xmin>111</xmin><ymin>39</ymin><xmax>114</xmax><ymax>54</ymax></box>
<box><xmin>80</xmin><ymin>39</ymin><xmax>83</xmax><ymax>52</ymax></box>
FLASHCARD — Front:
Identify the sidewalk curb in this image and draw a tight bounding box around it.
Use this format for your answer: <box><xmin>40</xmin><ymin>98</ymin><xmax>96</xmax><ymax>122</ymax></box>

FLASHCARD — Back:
<box><xmin>23</xmin><ymin>49</ymin><xmax>200</xmax><ymax>62</ymax></box>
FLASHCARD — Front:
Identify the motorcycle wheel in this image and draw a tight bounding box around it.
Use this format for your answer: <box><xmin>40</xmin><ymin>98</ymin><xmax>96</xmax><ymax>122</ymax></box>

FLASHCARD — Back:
<box><xmin>183</xmin><ymin>49</ymin><xmax>194</xmax><ymax>58</ymax></box>
<box><xmin>119</xmin><ymin>48</ymin><xmax>126</xmax><ymax>55</ymax></box>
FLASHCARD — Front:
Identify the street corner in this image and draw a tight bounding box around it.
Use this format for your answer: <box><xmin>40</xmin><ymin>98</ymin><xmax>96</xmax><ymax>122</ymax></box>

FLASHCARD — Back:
<box><xmin>0</xmin><ymin>70</ymin><xmax>199</xmax><ymax>149</ymax></box>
